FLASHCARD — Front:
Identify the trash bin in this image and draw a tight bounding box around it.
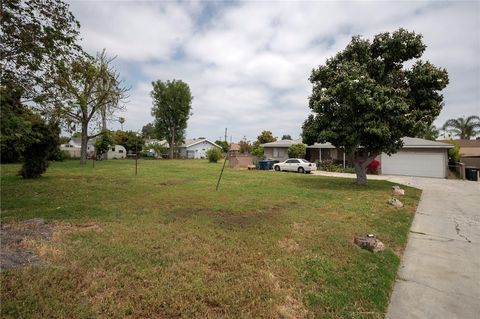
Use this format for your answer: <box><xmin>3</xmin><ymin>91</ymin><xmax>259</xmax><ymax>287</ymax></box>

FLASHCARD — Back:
<box><xmin>258</xmin><ymin>160</ymin><xmax>269</xmax><ymax>170</ymax></box>
<box><xmin>465</xmin><ymin>167</ymin><xmax>479</xmax><ymax>181</ymax></box>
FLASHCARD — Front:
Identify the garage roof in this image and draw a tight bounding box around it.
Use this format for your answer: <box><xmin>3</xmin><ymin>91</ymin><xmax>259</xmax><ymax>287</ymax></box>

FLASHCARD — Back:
<box><xmin>402</xmin><ymin>137</ymin><xmax>454</xmax><ymax>149</ymax></box>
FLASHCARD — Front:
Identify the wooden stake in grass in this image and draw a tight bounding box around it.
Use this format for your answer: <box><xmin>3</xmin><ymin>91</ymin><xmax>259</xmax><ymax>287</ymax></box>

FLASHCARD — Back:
<box><xmin>216</xmin><ymin>148</ymin><xmax>229</xmax><ymax>191</ymax></box>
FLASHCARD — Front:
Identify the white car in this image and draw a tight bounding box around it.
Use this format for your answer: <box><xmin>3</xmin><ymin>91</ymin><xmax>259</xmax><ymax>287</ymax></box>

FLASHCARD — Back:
<box><xmin>273</xmin><ymin>159</ymin><xmax>317</xmax><ymax>173</ymax></box>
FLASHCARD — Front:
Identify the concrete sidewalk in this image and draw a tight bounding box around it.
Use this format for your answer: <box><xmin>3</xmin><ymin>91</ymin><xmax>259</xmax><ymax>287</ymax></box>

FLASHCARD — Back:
<box><xmin>312</xmin><ymin>171</ymin><xmax>480</xmax><ymax>318</ymax></box>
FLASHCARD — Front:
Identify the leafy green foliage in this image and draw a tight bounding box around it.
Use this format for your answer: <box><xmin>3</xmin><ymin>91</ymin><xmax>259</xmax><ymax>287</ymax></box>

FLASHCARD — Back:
<box><xmin>442</xmin><ymin>116</ymin><xmax>480</xmax><ymax>139</ymax></box>
<box><xmin>444</xmin><ymin>141</ymin><xmax>461</xmax><ymax>163</ymax></box>
<box><xmin>302</xmin><ymin>28</ymin><xmax>449</xmax><ymax>185</ymax></box>
<box><xmin>141</xmin><ymin>123</ymin><xmax>159</xmax><ymax>139</ymax></box>
<box><xmin>18</xmin><ymin>114</ymin><xmax>59</xmax><ymax>178</ymax></box>
<box><xmin>1</xmin><ymin>0</ymin><xmax>81</xmax><ymax>101</ymax></box>
<box><xmin>0</xmin><ymin>88</ymin><xmax>30</xmax><ymax>163</ymax></box>
<box><xmin>151</xmin><ymin>80</ymin><xmax>193</xmax><ymax>159</ymax></box>
<box><xmin>416</xmin><ymin>124</ymin><xmax>439</xmax><ymax>140</ymax></box>
<box><xmin>112</xmin><ymin>131</ymin><xmax>144</xmax><ymax>153</ymax></box>
<box><xmin>214</xmin><ymin>140</ymin><xmax>229</xmax><ymax>153</ymax></box>
<box><xmin>206</xmin><ymin>148</ymin><xmax>222</xmax><ymax>163</ymax></box>
<box><xmin>288</xmin><ymin>144</ymin><xmax>306</xmax><ymax>158</ymax></box>
<box><xmin>281</xmin><ymin>134</ymin><xmax>292</xmax><ymax>140</ymax></box>
<box><xmin>239</xmin><ymin>138</ymin><xmax>252</xmax><ymax>154</ymax></box>
<box><xmin>95</xmin><ymin>131</ymin><xmax>114</xmax><ymax>158</ymax></box>
<box><xmin>145</xmin><ymin>143</ymin><xmax>167</xmax><ymax>158</ymax></box>
<box><xmin>250</xmin><ymin>146</ymin><xmax>264</xmax><ymax>158</ymax></box>
<box><xmin>118</xmin><ymin>117</ymin><xmax>125</xmax><ymax>130</ymax></box>
<box><xmin>255</xmin><ymin>131</ymin><xmax>276</xmax><ymax>146</ymax></box>
<box><xmin>52</xmin><ymin>50</ymin><xmax>128</xmax><ymax>164</ymax></box>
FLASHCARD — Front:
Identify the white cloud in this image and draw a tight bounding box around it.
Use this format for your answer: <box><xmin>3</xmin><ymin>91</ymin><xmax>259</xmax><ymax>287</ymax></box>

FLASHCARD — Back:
<box><xmin>68</xmin><ymin>0</ymin><xmax>480</xmax><ymax>140</ymax></box>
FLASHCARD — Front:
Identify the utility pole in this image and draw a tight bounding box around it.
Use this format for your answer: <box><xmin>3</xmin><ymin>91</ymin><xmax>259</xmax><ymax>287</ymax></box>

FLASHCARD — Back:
<box><xmin>224</xmin><ymin>128</ymin><xmax>227</xmax><ymax>143</ymax></box>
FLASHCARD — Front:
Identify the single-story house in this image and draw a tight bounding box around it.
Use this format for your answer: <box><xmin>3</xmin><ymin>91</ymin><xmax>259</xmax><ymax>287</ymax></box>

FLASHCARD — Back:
<box><xmin>261</xmin><ymin>137</ymin><xmax>453</xmax><ymax>178</ymax></box>
<box><xmin>177</xmin><ymin>138</ymin><xmax>222</xmax><ymax>159</ymax></box>
<box><xmin>261</xmin><ymin>139</ymin><xmax>345</xmax><ymax>164</ymax></box>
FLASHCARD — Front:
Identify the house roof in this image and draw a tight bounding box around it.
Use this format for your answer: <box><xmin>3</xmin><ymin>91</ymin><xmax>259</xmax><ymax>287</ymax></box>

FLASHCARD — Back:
<box><xmin>260</xmin><ymin>139</ymin><xmax>303</xmax><ymax>147</ymax></box>
<box><xmin>179</xmin><ymin>138</ymin><xmax>222</xmax><ymax>149</ymax></box>
<box><xmin>229</xmin><ymin>143</ymin><xmax>241</xmax><ymax>151</ymax></box>
<box><xmin>145</xmin><ymin>139</ymin><xmax>168</xmax><ymax>146</ymax></box>
<box><xmin>401</xmin><ymin>137</ymin><xmax>453</xmax><ymax>149</ymax></box>
<box><xmin>439</xmin><ymin>139</ymin><xmax>480</xmax><ymax>157</ymax></box>
<box><xmin>261</xmin><ymin>136</ymin><xmax>453</xmax><ymax>149</ymax></box>
<box><xmin>69</xmin><ymin>137</ymin><xmax>99</xmax><ymax>145</ymax></box>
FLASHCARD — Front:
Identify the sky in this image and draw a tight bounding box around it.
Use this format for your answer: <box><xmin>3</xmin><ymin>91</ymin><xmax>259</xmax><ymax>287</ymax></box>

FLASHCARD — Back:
<box><xmin>68</xmin><ymin>0</ymin><xmax>480</xmax><ymax>142</ymax></box>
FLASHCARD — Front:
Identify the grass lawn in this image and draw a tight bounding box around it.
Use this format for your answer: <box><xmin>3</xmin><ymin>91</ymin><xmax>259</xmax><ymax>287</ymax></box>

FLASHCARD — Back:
<box><xmin>1</xmin><ymin>159</ymin><xmax>420</xmax><ymax>318</ymax></box>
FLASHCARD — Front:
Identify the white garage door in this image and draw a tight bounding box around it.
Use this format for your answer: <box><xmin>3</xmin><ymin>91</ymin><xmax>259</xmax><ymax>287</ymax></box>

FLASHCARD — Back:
<box><xmin>381</xmin><ymin>150</ymin><xmax>446</xmax><ymax>178</ymax></box>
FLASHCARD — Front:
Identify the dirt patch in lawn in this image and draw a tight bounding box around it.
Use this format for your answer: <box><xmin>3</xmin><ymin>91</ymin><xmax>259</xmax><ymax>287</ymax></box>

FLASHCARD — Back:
<box><xmin>1</xmin><ymin>218</ymin><xmax>53</xmax><ymax>270</ymax></box>
<box><xmin>0</xmin><ymin>219</ymin><xmax>101</xmax><ymax>270</ymax></box>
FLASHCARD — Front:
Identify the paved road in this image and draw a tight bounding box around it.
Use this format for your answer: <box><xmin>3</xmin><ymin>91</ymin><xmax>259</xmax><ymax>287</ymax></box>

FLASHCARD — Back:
<box><xmin>312</xmin><ymin>171</ymin><xmax>480</xmax><ymax>318</ymax></box>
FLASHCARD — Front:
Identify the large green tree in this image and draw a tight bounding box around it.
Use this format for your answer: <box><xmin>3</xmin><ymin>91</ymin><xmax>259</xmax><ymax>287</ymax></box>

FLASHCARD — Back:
<box><xmin>302</xmin><ymin>28</ymin><xmax>448</xmax><ymax>185</ymax></box>
<box><xmin>255</xmin><ymin>131</ymin><xmax>277</xmax><ymax>146</ymax></box>
<box><xmin>112</xmin><ymin>130</ymin><xmax>145</xmax><ymax>153</ymax></box>
<box><xmin>1</xmin><ymin>0</ymin><xmax>81</xmax><ymax>102</ymax></box>
<box><xmin>51</xmin><ymin>51</ymin><xmax>128</xmax><ymax>164</ymax></box>
<box><xmin>150</xmin><ymin>80</ymin><xmax>193</xmax><ymax>159</ymax></box>
<box><xmin>442</xmin><ymin>115</ymin><xmax>480</xmax><ymax>139</ymax></box>
<box><xmin>141</xmin><ymin>123</ymin><xmax>157</xmax><ymax>139</ymax></box>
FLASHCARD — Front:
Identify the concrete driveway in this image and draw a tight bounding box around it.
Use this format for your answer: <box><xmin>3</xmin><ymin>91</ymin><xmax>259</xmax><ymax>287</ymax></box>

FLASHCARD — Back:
<box><xmin>312</xmin><ymin>171</ymin><xmax>480</xmax><ymax>318</ymax></box>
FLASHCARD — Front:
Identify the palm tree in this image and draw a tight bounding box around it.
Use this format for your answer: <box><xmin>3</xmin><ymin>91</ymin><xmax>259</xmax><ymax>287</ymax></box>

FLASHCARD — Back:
<box><xmin>442</xmin><ymin>115</ymin><xmax>480</xmax><ymax>139</ymax></box>
<box><xmin>118</xmin><ymin>117</ymin><xmax>125</xmax><ymax>131</ymax></box>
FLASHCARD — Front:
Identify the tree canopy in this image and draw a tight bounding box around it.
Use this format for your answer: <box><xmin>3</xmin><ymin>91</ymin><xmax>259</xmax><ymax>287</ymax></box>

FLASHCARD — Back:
<box><xmin>51</xmin><ymin>51</ymin><xmax>128</xmax><ymax>164</ymax></box>
<box><xmin>416</xmin><ymin>124</ymin><xmax>439</xmax><ymax>141</ymax></box>
<box><xmin>288</xmin><ymin>144</ymin><xmax>306</xmax><ymax>159</ymax></box>
<box><xmin>281</xmin><ymin>134</ymin><xmax>292</xmax><ymax>140</ymax></box>
<box><xmin>1</xmin><ymin>0</ymin><xmax>81</xmax><ymax>101</ymax></box>
<box><xmin>302</xmin><ymin>28</ymin><xmax>449</xmax><ymax>185</ymax></box>
<box><xmin>150</xmin><ymin>80</ymin><xmax>193</xmax><ymax>159</ymax></box>
<box><xmin>255</xmin><ymin>131</ymin><xmax>277</xmax><ymax>145</ymax></box>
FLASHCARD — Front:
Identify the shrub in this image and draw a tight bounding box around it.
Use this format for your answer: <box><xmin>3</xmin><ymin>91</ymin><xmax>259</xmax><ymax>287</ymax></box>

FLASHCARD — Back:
<box><xmin>251</xmin><ymin>146</ymin><xmax>264</xmax><ymax>158</ymax></box>
<box><xmin>95</xmin><ymin>130</ymin><xmax>114</xmax><ymax>158</ymax></box>
<box><xmin>19</xmin><ymin>116</ymin><xmax>58</xmax><ymax>178</ymax></box>
<box><xmin>288</xmin><ymin>143</ymin><xmax>306</xmax><ymax>158</ymax></box>
<box><xmin>206</xmin><ymin>148</ymin><xmax>222</xmax><ymax>163</ymax></box>
<box><xmin>367</xmin><ymin>159</ymin><xmax>381</xmax><ymax>174</ymax></box>
<box><xmin>319</xmin><ymin>159</ymin><xmax>343</xmax><ymax>172</ymax></box>
<box><xmin>447</xmin><ymin>142</ymin><xmax>461</xmax><ymax>163</ymax></box>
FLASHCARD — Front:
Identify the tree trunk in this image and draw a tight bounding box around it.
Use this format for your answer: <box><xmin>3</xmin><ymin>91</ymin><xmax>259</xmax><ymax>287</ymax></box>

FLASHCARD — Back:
<box><xmin>353</xmin><ymin>161</ymin><xmax>368</xmax><ymax>185</ymax></box>
<box><xmin>169</xmin><ymin>128</ymin><xmax>175</xmax><ymax>159</ymax></box>
<box><xmin>80</xmin><ymin>121</ymin><xmax>89</xmax><ymax>165</ymax></box>
<box><xmin>101</xmin><ymin>106</ymin><xmax>108</xmax><ymax>160</ymax></box>
<box><xmin>350</xmin><ymin>150</ymin><xmax>378</xmax><ymax>186</ymax></box>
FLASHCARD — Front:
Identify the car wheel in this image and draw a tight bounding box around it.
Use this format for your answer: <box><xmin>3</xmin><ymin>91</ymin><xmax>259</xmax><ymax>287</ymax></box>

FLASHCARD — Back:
<box><xmin>274</xmin><ymin>165</ymin><xmax>280</xmax><ymax>171</ymax></box>
<box><xmin>297</xmin><ymin>167</ymin><xmax>305</xmax><ymax>174</ymax></box>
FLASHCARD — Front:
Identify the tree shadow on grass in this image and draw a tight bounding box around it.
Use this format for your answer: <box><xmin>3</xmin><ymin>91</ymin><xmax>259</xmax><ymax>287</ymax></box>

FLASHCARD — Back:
<box><xmin>290</xmin><ymin>175</ymin><xmax>394</xmax><ymax>192</ymax></box>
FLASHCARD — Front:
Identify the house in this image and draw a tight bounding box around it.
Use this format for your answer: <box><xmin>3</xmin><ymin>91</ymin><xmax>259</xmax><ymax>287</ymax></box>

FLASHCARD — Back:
<box><xmin>261</xmin><ymin>137</ymin><xmax>453</xmax><ymax>178</ymax></box>
<box><xmin>261</xmin><ymin>139</ymin><xmax>345</xmax><ymax>164</ymax></box>
<box><xmin>176</xmin><ymin>138</ymin><xmax>222</xmax><ymax>159</ymax></box>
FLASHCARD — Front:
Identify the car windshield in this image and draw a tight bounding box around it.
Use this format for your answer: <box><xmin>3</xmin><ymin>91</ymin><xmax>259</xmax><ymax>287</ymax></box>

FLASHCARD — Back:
<box><xmin>299</xmin><ymin>159</ymin><xmax>310</xmax><ymax>163</ymax></box>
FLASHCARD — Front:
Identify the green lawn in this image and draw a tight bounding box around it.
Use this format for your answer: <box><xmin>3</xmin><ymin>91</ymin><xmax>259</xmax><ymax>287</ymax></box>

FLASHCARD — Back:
<box><xmin>1</xmin><ymin>160</ymin><xmax>420</xmax><ymax>318</ymax></box>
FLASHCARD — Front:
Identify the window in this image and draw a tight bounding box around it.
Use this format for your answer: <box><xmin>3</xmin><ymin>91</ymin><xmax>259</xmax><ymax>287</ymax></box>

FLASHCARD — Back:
<box><xmin>111</xmin><ymin>147</ymin><xmax>115</xmax><ymax>151</ymax></box>
<box><xmin>119</xmin><ymin>150</ymin><xmax>123</xmax><ymax>153</ymax></box>
<box><xmin>286</xmin><ymin>159</ymin><xmax>299</xmax><ymax>164</ymax></box>
<box><xmin>273</xmin><ymin>148</ymin><xmax>279</xmax><ymax>157</ymax></box>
